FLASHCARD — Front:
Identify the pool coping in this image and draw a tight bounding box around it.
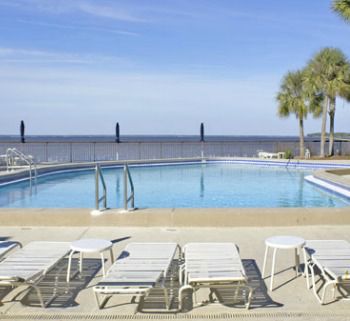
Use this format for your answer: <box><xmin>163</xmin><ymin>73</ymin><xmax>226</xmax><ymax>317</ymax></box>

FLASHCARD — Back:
<box><xmin>1</xmin><ymin>207</ymin><xmax>350</xmax><ymax>227</ymax></box>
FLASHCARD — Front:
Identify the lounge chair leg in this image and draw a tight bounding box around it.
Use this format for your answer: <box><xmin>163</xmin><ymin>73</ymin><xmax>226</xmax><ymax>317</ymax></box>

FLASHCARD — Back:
<box><xmin>94</xmin><ymin>292</ymin><xmax>111</xmax><ymax>309</ymax></box>
<box><xmin>178</xmin><ymin>285</ymin><xmax>193</xmax><ymax>312</ymax></box>
<box><xmin>136</xmin><ymin>295</ymin><xmax>145</xmax><ymax>313</ymax></box>
<box><xmin>94</xmin><ymin>291</ymin><xmax>101</xmax><ymax>308</ymax></box>
<box><xmin>310</xmin><ymin>264</ymin><xmax>325</xmax><ymax>304</ymax></box>
<box><xmin>79</xmin><ymin>252</ymin><xmax>83</xmax><ymax>274</ymax></box>
<box><xmin>66</xmin><ymin>250</ymin><xmax>75</xmax><ymax>283</ymax></box>
<box><xmin>303</xmin><ymin>248</ymin><xmax>310</xmax><ymax>289</ymax></box>
<box><xmin>179</xmin><ymin>264</ymin><xmax>184</xmax><ymax>285</ymax></box>
<box><xmin>209</xmin><ymin>288</ymin><xmax>215</xmax><ymax>302</ymax></box>
<box><xmin>32</xmin><ymin>285</ymin><xmax>45</xmax><ymax>308</ymax></box>
<box><xmin>193</xmin><ymin>288</ymin><xmax>198</xmax><ymax>306</ymax></box>
<box><xmin>163</xmin><ymin>287</ymin><xmax>170</xmax><ymax>309</ymax></box>
<box><xmin>246</xmin><ymin>286</ymin><xmax>253</xmax><ymax>309</ymax></box>
<box><xmin>321</xmin><ymin>281</ymin><xmax>337</xmax><ymax>304</ymax></box>
<box><xmin>233</xmin><ymin>285</ymin><xmax>239</xmax><ymax>302</ymax></box>
<box><xmin>321</xmin><ymin>283</ymin><xmax>328</xmax><ymax>304</ymax></box>
<box><xmin>12</xmin><ymin>282</ymin><xmax>47</xmax><ymax>307</ymax></box>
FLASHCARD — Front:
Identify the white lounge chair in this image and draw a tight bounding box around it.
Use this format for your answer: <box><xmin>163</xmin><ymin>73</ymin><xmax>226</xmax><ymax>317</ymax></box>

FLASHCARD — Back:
<box><xmin>303</xmin><ymin>240</ymin><xmax>350</xmax><ymax>304</ymax></box>
<box><xmin>93</xmin><ymin>242</ymin><xmax>179</xmax><ymax>310</ymax></box>
<box><xmin>0</xmin><ymin>240</ymin><xmax>22</xmax><ymax>259</ymax></box>
<box><xmin>0</xmin><ymin>241</ymin><xmax>71</xmax><ymax>307</ymax></box>
<box><xmin>179</xmin><ymin>243</ymin><xmax>253</xmax><ymax>310</ymax></box>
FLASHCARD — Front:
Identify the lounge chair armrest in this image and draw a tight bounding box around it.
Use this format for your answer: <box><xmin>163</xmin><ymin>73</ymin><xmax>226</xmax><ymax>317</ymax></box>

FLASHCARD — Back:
<box><xmin>0</xmin><ymin>276</ymin><xmax>25</xmax><ymax>283</ymax></box>
<box><xmin>14</xmin><ymin>241</ymin><xmax>23</xmax><ymax>248</ymax></box>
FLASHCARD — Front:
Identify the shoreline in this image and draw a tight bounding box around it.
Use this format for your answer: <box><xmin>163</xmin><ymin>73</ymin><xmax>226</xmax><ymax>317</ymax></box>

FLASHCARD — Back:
<box><xmin>0</xmin><ymin>134</ymin><xmax>312</xmax><ymax>143</ymax></box>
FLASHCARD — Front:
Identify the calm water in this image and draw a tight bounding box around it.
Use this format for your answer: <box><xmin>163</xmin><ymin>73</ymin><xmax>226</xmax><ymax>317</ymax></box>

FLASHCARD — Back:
<box><xmin>0</xmin><ymin>163</ymin><xmax>348</xmax><ymax>208</ymax></box>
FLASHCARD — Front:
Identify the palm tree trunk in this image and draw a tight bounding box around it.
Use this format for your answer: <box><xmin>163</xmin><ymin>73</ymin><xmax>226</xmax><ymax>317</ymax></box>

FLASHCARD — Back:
<box><xmin>299</xmin><ymin>116</ymin><xmax>305</xmax><ymax>159</ymax></box>
<box><xmin>320</xmin><ymin>96</ymin><xmax>328</xmax><ymax>157</ymax></box>
<box><xmin>328</xmin><ymin>97</ymin><xmax>336</xmax><ymax>156</ymax></box>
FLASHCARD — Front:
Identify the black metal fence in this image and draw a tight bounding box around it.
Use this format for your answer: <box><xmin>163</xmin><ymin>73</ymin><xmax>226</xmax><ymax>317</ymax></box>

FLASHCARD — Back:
<box><xmin>0</xmin><ymin>140</ymin><xmax>349</xmax><ymax>163</ymax></box>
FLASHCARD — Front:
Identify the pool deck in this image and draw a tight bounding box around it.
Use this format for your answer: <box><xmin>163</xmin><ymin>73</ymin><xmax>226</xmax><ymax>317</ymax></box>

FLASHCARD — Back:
<box><xmin>1</xmin><ymin>207</ymin><xmax>350</xmax><ymax>227</ymax></box>
<box><xmin>1</xmin><ymin>221</ymin><xmax>350</xmax><ymax>321</ymax></box>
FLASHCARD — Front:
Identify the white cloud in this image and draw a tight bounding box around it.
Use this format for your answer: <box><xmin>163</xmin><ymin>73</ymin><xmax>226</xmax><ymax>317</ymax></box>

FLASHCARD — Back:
<box><xmin>17</xmin><ymin>19</ymin><xmax>139</xmax><ymax>36</ymax></box>
<box><xmin>77</xmin><ymin>2</ymin><xmax>147</xmax><ymax>23</ymax></box>
<box><xmin>0</xmin><ymin>47</ymin><xmax>130</xmax><ymax>65</ymax></box>
<box><xmin>0</xmin><ymin>0</ymin><xmax>148</xmax><ymax>23</ymax></box>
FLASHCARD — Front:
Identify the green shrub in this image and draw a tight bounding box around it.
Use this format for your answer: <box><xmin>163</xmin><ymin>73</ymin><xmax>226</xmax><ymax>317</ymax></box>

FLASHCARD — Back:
<box><xmin>285</xmin><ymin>149</ymin><xmax>293</xmax><ymax>159</ymax></box>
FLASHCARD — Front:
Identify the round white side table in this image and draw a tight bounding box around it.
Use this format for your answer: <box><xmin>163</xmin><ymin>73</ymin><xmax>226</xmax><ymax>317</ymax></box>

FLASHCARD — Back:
<box><xmin>66</xmin><ymin>239</ymin><xmax>114</xmax><ymax>282</ymax></box>
<box><xmin>262</xmin><ymin>236</ymin><xmax>305</xmax><ymax>291</ymax></box>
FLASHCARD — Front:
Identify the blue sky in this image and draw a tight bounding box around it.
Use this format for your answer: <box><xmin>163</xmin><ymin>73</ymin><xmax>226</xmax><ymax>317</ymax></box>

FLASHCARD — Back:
<box><xmin>0</xmin><ymin>0</ymin><xmax>349</xmax><ymax>136</ymax></box>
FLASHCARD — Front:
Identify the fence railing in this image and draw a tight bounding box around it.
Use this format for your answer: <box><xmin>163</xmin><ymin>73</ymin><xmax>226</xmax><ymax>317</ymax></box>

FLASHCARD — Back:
<box><xmin>0</xmin><ymin>140</ymin><xmax>349</xmax><ymax>163</ymax></box>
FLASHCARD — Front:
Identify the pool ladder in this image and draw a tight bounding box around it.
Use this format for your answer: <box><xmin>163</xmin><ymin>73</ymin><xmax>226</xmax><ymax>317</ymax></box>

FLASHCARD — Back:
<box><xmin>93</xmin><ymin>163</ymin><xmax>135</xmax><ymax>214</ymax></box>
<box><xmin>6</xmin><ymin>148</ymin><xmax>37</xmax><ymax>183</ymax></box>
<box><xmin>123</xmin><ymin>163</ymin><xmax>135</xmax><ymax>211</ymax></box>
<box><xmin>94</xmin><ymin>164</ymin><xmax>107</xmax><ymax>212</ymax></box>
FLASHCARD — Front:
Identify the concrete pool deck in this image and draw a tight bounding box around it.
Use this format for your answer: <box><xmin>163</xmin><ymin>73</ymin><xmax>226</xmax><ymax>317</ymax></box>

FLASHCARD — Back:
<box><xmin>1</xmin><ymin>222</ymin><xmax>350</xmax><ymax>321</ymax></box>
<box><xmin>1</xmin><ymin>207</ymin><xmax>350</xmax><ymax>227</ymax></box>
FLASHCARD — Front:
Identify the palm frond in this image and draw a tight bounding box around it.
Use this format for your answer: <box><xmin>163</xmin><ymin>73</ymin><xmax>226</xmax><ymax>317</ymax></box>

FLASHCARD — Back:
<box><xmin>332</xmin><ymin>0</ymin><xmax>350</xmax><ymax>22</ymax></box>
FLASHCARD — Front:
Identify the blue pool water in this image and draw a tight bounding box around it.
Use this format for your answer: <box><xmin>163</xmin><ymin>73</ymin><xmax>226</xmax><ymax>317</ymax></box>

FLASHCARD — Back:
<box><xmin>0</xmin><ymin>163</ymin><xmax>349</xmax><ymax>208</ymax></box>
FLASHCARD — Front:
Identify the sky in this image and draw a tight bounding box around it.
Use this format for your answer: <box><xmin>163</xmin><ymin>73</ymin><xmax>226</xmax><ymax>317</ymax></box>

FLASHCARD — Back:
<box><xmin>0</xmin><ymin>0</ymin><xmax>350</xmax><ymax>136</ymax></box>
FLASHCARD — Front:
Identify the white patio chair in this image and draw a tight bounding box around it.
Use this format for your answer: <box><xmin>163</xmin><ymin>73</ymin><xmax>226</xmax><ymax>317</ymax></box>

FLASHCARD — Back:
<box><xmin>303</xmin><ymin>240</ymin><xmax>350</xmax><ymax>304</ymax></box>
<box><xmin>0</xmin><ymin>240</ymin><xmax>22</xmax><ymax>260</ymax></box>
<box><xmin>179</xmin><ymin>243</ymin><xmax>253</xmax><ymax>310</ymax></box>
<box><xmin>93</xmin><ymin>242</ymin><xmax>179</xmax><ymax>311</ymax></box>
<box><xmin>0</xmin><ymin>241</ymin><xmax>71</xmax><ymax>307</ymax></box>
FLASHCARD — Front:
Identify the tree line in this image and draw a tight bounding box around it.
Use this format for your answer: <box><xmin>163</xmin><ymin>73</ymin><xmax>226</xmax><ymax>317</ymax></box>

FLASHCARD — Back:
<box><xmin>276</xmin><ymin>0</ymin><xmax>350</xmax><ymax>159</ymax></box>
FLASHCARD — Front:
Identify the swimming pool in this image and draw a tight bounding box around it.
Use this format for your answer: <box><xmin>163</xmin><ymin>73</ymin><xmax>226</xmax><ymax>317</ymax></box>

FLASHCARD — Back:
<box><xmin>0</xmin><ymin>162</ymin><xmax>349</xmax><ymax>208</ymax></box>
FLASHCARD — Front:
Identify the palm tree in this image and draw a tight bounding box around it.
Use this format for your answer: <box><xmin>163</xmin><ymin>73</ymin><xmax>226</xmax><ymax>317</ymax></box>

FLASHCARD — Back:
<box><xmin>306</xmin><ymin>48</ymin><xmax>350</xmax><ymax>156</ymax></box>
<box><xmin>277</xmin><ymin>70</ymin><xmax>322</xmax><ymax>158</ymax></box>
<box><xmin>332</xmin><ymin>0</ymin><xmax>350</xmax><ymax>22</ymax></box>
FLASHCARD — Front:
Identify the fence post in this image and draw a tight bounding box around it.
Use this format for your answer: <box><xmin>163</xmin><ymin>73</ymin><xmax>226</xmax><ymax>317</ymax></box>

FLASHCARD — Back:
<box><xmin>45</xmin><ymin>142</ymin><xmax>48</xmax><ymax>162</ymax></box>
<box><xmin>70</xmin><ymin>143</ymin><xmax>73</xmax><ymax>163</ymax></box>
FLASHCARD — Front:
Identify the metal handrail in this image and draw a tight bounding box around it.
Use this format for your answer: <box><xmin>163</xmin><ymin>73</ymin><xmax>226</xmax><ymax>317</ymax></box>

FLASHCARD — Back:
<box><xmin>6</xmin><ymin>148</ymin><xmax>37</xmax><ymax>182</ymax></box>
<box><xmin>95</xmin><ymin>164</ymin><xmax>107</xmax><ymax>211</ymax></box>
<box><xmin>123</xmin><ymin>163</ymin><xmax>135</xmax><ymax>211</ymax></box>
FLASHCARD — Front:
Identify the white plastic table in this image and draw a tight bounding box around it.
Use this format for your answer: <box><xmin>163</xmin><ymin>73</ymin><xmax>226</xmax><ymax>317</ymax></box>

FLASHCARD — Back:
<box><xmin>66</xmin><ymin>239</ymin><xmax>114</xmax><ymax>282</ymax></box>
<box><xmin>262</xmin><ymin>236</ymin><xmax>305</xmax><ymax>291</ymax></box>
